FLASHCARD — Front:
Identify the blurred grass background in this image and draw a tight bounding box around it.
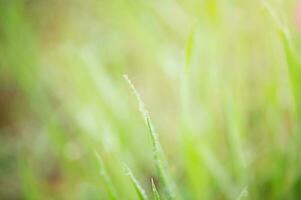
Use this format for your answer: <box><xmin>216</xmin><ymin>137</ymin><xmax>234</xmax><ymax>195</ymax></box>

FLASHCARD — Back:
<box><xmin>1</xmin><ymin>0</ymin><xmax>301</xmax><ymax>199</ymax></box>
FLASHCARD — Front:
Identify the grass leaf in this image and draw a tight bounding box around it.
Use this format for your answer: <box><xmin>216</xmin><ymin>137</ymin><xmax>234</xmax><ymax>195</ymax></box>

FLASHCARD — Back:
<box><xmin>124</xmin><ymin>164</ymin><xmax>149</xmax><ymax>200</ymax></box>
<box><xmin>94</xmin><ymin>151</ymin><xmax>118</xmax><ymax>200</ymax></box>
<box><xmin>151</xmin><ymin>178</ymin><xmax>161</xmax><ymax>200</ymax></box>
<box><xmin>123</xmin><ymin>74</ymin><xmax>176</xmax><ymax>200</ymax></box>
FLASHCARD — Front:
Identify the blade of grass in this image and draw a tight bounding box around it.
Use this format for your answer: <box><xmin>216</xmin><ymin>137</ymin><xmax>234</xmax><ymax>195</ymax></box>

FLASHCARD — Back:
<box><xmin>225</xmin><ymin>94</ymin><xmax>246</xmax><ymax>183</ymax></box>
<box><xmin>184</xmin><ymin>24</ymin><xmax>197</xmax><ymax>71</ymax></box>
<box><xmin>263</xmin><ymin>2</ymin><xmax>301</xmax><ymax>194</ymax></box>
<box><xmin>124</xmin><ymin>164</ymin><xmax>149</xmax><ymax>200</ymax></box>
<box><xmin>123</xmin><ymin>74</ymin><xmax>176</xmax><ymax>200</ymax></box>
<box><xmin>279</xmin><ymin>29</ymin><xmax>301</xmax><ymax>117</ymax></box>
<box><xmin>151</xmin><ymin>178</ymin><xmax>161</xmax><ymax>200</ymax></box>
<box><xmin>180</xmin><ymin>24</ymin><xmax>208</xmax><ymax>199</ymax></box>
<box><xmin>262</xmin><ymin>1</ymin><xmax>301</xmax><ymax>114</ymax></box>
<box><xmin>200</xmin><ymin>147</ymin><xmax>234</xmax><ymax>199</ymax></box>
<box><xmin>94</xmin><ymin>152</ymin><xmax>118</xmax><ymax>200</ymax></box>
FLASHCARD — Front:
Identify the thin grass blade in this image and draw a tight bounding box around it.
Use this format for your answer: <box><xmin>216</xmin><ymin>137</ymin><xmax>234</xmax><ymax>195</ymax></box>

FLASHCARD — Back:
<box><xmin>185</xmin><ymin>25</ymin><xmax>197</xmax><ymax>71</ymax></box>
<box><xmin>151</xmin><ymin>178</ymin><xmax>161</xmax><ymax>200</ymax></box>
<box><xmin>94</xmin><ymin>152</ymin><xmax>118</xmax><ymax>200</ymax></box>
<box><xmin>123</xmin><ymin>74</ymin><xmax>176</xmax><ymax>200</ymax></box>
<box><xmin>124</xmin><ymin>164</ymin><xmax>149</xmax><ymax>200</ymax></box>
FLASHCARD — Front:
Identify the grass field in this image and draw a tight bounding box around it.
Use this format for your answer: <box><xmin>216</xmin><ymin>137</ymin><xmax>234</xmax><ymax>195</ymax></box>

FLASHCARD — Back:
<box><xmin>1</xmin><ymin>0</ymin><xmax>301</xmax><ymax>199</ymax></box>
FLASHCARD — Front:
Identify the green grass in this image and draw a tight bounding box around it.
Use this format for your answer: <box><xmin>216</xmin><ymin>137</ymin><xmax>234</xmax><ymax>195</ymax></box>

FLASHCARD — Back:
<box><xmin>95</xmin><ymin>152</ymin><xmax>118</xmax><ymax>200</ymax></box>
<box><xmin>124</xmin><ymin>164</ymin><xmax>149</xmax><ymax>200</ymax></box>
<box><xmin>124</xmin><ymin>74</ymin><xmax>176</xmax><ymax>199</ymax></box>
<box><xmin>151</xmin><ymin>178</ymin><xmax>161</xmax><ymax>200</ymax></box>
<box><xmin>1</xmin><ymin>0</ymin><xmax>301</xmax><ymax>199</ymax></box>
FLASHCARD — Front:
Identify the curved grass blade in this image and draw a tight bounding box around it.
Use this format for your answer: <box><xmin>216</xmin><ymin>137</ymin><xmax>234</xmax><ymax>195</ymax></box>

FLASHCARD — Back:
<box><xmin>123</xmin><ymin>74</ymin><xmax>176</xmax><ymax>200</ymax></box>
<box><xmin>184</xmin><ymin>24</ymin><xmax>198</xmax><ymax>72</ymax></box>
<box><xmin>94</xmin><ymin>152</ymin><xmax>118</xmax><ymax>200</ymax></box>
<box><xmin>124</xmin><ymin>164</ymin><xmax>149</xmax><ymax>200</ymax></box>
<box><xmin>151</xmin><ymin>178</ymin><xmax>161</xmax><ymax>200</ymax></box>
<box><xmin>185</xmin><ymin>27</ymin><xmax>195</xmax><ymax>70</ymax></box>
<box><xmin>263</xmin><ymin>2</ymin><xmax>301</xmax><ymax>193</ymax></box>
<box><xmin>262</xmin><ymin>1</ymin><xmax>301</xmax><ymax>109</ymax></box>
<box><xmin>279</xmin><ymin>30</ymin><xmax>301</xmax><ymax>116</ymax></box>
<box><xmin>200</xmin><ymin>147</ymin><xmax>234</xmax><ymax>199</ymax></box>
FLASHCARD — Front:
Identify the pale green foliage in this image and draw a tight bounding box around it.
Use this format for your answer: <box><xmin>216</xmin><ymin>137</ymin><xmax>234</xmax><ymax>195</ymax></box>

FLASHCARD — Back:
<box><xmin>1</xmin><ymin>0</ymin><xmax>301</xmax><ymax>199</ymax></box>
